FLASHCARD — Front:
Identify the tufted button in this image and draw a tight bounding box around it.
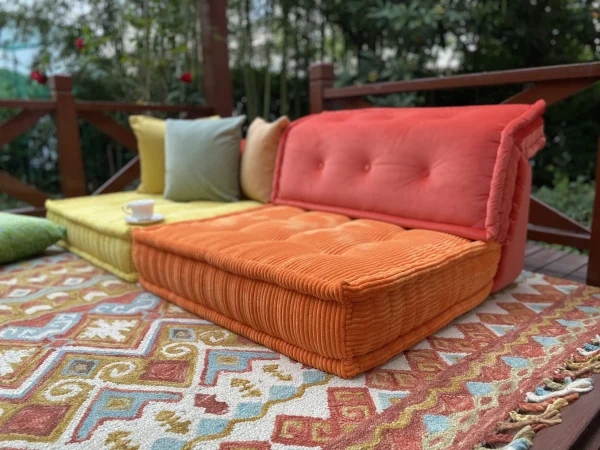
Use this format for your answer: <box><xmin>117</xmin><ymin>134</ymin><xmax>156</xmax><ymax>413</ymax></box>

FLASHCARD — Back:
<box><xmin>318</xmin><ymin>162</ymin><xmax>324</xmax><ymax>169</ymax></box>
<box><xmin>364</xmin><ymin>163</ymin><xmax>371</xmax><ymax>172</ymax></box>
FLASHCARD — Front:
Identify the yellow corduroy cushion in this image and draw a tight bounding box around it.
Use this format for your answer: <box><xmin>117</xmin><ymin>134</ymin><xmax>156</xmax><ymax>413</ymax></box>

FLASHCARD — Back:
<box><xmin>129</xmin><ymin>115</ymin><xmax>219</xmax><ymax>194</ymax></box>
<box><xmin>46</xmin><ymin>192</ymin><xmax>260</xmax><ymax>281</ymax></box>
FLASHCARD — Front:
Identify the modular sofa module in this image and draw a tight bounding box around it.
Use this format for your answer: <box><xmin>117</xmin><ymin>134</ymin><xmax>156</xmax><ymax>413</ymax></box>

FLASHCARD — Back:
<box><xmin>46</xmin><ymin>192</ymin><xmax>260</xmax><ymax>282</ymax></box>
<box><xmin>132</xmin><ymin>102</ymin><xmax>546</xmax><ymax>377</ymax></box>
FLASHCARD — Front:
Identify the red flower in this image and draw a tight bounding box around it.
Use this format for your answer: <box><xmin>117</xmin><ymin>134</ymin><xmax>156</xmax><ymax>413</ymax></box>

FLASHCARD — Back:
<box><xmin>75</xmin><ymin>38</ymin><xmax>85</xmax><ymax>50</ymax></box>
<box><xmin>30</xmin><ymin>70</ymin><xmax>48</xmax><ymax>85</ymax></box>
<box><xmin>179</xmin><ymin>72</ymin><xmax>192</xmax><ymax>84</ymax></box>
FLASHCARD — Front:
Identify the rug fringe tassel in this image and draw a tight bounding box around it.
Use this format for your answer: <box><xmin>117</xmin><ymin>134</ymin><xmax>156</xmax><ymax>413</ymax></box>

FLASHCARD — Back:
<box><xmin>525</xmin><ymin>377</ymin><xmax>593</xmax><ymax>402</ymax></box>
<box><xmin>507</xmin><ymin>397</ymin><xmax>567</xmax><ymax>422</ymax></box>
<box><xmin>516</xmin><ymin>392</ymin><xmax>578</xmax><ymax>413</ymax></box>
<box><xmin>477</xmin><ymin>333</ymin><xmax>599</xmax><ymax>449</ymax></box>
<box><xmin>475</xmin><ymin>426</ymin><xmax>535</xmax><ymax>450</ymax></box>
<box><xmin>577</xmin><ymin>335</ymin><xmax>600</xmax><ymax>356</ymax></box>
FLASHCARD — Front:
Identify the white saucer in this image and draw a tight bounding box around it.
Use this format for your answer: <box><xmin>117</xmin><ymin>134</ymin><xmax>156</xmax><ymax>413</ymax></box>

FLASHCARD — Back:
<box><xmin>125</xmin><ymin>213</ymin><xmax>165</xmax><ymax>225</ymax></box>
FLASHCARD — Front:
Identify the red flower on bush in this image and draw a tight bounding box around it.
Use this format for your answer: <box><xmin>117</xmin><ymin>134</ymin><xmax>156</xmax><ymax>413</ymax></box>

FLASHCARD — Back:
<box><xmin>30</xmin><ymin>70</ymin><xmax>47</xmax><ymax>85</ymax></box>
<box><xmin>75</xmin><ymin>38</ymin><xmax>85</xmax><ymax>50</ymax></box>
<box><xmin>179</xmin><ymin>72</ymin><xmax>192</xmax><ymax>84</ymax></box>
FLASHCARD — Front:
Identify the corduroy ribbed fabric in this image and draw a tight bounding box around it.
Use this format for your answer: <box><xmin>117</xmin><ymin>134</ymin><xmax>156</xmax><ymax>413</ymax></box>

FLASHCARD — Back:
<box><xmin>133</xmin><ymin>206</ymin><xmax>501</xmax><ymax>378</ymax></box>
<box><xmin>46</xmin><ymin>192</ymin><xmax>260</xmax><ymax>281</ymax></box>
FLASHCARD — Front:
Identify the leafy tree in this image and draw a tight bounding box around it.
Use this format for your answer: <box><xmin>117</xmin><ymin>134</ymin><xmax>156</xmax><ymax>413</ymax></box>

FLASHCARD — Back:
<box><xmin>2</xmin><ymin>0</ymin><xmax>207</xmax><ymax>198</ymax></box>
<box><xmin>453</xmin><ymin>0</ymin><xmax>600</xmax><ymax>186</ymax></box>
<box><xmin>0</xmin><ymin>0</ymin><xmax>599</xmax><ymax>215</ymax></box>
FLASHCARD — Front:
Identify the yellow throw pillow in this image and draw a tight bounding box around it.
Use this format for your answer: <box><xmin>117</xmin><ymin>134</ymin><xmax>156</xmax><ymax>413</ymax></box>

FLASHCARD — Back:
<box><xmin>130</xmin><ymin>115</ymin><xmax>219</xmax><ymax>194</ymax></box>
<box><xmin>130</xmin><ymin>116</ymin><xmax>166</xmax><ymax>194</ymax></box>
<box><xmin>240</xmin><ymin>116</ymin><xmax>290</xmax><ymax>203</ymax></box>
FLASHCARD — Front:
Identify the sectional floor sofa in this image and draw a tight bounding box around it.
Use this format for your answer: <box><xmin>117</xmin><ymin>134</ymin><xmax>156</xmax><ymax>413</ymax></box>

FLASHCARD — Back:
<box><xmin>130</xmin><ymin>102</ymin><xmax>547</xmax><ymax>377</ymax></box>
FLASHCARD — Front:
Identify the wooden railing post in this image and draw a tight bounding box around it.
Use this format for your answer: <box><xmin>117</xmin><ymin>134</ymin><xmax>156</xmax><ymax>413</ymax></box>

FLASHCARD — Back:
<box><xmin>50</xmin><ymin>75</ymin><xmax>87</xmax><ymax>198</ymax></box>
<box><xmin>587</xmin><ymin>138</ymin><xmax>600</xmax><ymax>286</ymax></box>
<box><xmin>199</xmin><ymin>0</ymin><xmax>233</xmax><ymax>117</ymax></box>
<box><xmin>310</xmin><ymin>63</ymin><xmax>334</xmax><ymax>114</ymax></box>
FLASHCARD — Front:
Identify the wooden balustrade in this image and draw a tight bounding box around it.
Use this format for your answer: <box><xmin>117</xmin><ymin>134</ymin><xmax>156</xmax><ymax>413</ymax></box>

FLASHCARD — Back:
<box><xmin>3</xmin><ymin>58</ymin><xmax>599</xmax><ymax>285</ymax></box>
<box><xmin>310</xmin><ymin>61</ymin><xmax>600</xmax><ymax>286</ymax></box>
<box><xmin>0</xmin><ymin>0</ymin><xmax>231</xmax><ymax>215</ymax></box>
<box><xmin>0</xmin><ymin>74</ymin><xmax>216</xmax><ymax>216</ymax></box>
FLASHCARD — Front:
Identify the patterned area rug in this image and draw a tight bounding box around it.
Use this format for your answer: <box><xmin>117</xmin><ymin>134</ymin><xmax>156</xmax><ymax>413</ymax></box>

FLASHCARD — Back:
<box><xmin>0</xmin><ymin>251</ymin><xmax>598</xmax><ymax>450</ymax></box>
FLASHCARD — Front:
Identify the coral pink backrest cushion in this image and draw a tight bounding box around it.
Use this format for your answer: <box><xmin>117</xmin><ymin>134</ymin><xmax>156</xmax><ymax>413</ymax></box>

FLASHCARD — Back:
<box><xmin>271</xmin><ymin>101</ymin><xmax>546</xmax><ymax>245</ymax></box>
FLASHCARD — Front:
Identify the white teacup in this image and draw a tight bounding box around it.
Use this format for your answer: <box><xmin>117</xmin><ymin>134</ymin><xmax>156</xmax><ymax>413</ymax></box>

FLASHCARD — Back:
<box><xmin>122</xmin><ymin>199</ymin><xmax>155</xmax><ymax>221</ymax></box>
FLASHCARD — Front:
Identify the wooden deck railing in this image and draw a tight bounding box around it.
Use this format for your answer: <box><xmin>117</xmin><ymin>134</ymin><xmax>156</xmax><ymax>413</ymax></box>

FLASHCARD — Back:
<box><xmin>1</xmin><ymin>0</ymin><xmax>231</xmax><ymax>214</ymax></box>
<box><xmin>3</xmin><ymin>62</ymin><xmax>600</xmax><ymax>285</ymax></box>
<box><xmin>0</xmin><ymin>74</ymin><xmax>215</xmax><ymax>216</ymax></box>
<box><xmin>310</xmin><ymin>61</ymin><xmax>600</xmax><ymax>286</ymax></box>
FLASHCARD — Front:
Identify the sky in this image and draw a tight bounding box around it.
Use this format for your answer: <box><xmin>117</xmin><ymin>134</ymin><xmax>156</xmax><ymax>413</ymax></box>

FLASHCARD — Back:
<box><xmin>0</xmin><ymin>29</ymin><xmax>40</xmax><ymax>74</ymax></box>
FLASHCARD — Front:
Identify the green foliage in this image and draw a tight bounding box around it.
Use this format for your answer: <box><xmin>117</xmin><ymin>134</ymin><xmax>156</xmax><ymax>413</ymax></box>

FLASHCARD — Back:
<box><xmin>0</xmin><ymin>69</ymin><xmax>49</xmax><ymax>98</ymax></box>
<box><xmin>0</xmin><ymin>71</ymin><xmax>57</xmax><ymax>204</ymax></box>
<box><xmin>533</xmin><ymin>86</ymin><xmax>600</xmax><ymax>186</ymax></box>
<box><xmin>7</xmin><ymin>0</ymin><xmax>204</xmax><ymax>103</ymax></box>
<box><xmin>2</xmin><ymin>0</ymin><xmax>204</xmax><ymax>198</ymax></box>
<box><xmin>456</xmin><ymin>0</ymin><xmax>597</xmax><ymax>71</ymax></box>
<box><xmin>534</xmin><ymin>176</ymin><xmax>596</xmax><ymax>228</ymax></box>
<box><xmin>1</xmin><ymin>0</ymin><xmax>599</xmax><ymax>218</ymax></box>
<box><xmin>454</xmin><ymin>0</ymin><xmax>600</xmax><ymax>186</ymax></box>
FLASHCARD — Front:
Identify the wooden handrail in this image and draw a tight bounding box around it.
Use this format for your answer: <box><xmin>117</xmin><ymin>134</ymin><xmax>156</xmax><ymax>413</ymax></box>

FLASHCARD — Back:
<box><xmin>0</xmin><ymin>110</ymin><xmax>48</xmax><ymax>148</ymax></box>
<box><xmin>529</xmin><ymin>198</ymin><xmax>590</xmax><ymax>235</ymax></box>
<box><xmin>0</xmin><ymin>0</ymin><xmax>235</xmax><ymax>229</ymax></box>
<box><xmin>310</xmin><ymin>61</ymin><xmax>600</xmax><ymax>286</ymax></box>
<box><xmin>93</xmin><ymin>157</ymin><xmax>141</xmax><ymax>195</ymax></box>
<box><xmin>0</xmin><ymin>99</ymin><xmax>56</xmax><ymax>111</ymax></box>
<box><xmin>5</xmin><ymin>206</ymin><xmax>46</xmax><ymax>217</ymax></box>
<box><xmin>322</xmin><ymin>62</ymin><xmax>600</xmax><ymax>100</ymax></box>
<box><xmin>0</xmin><ymin>73</ymin><xmax>217</xmax><ymax>210</ymax></box>
<box><xmin>0</xmin><ymin>100</ymin><xmax>215</xmax><ymax>114</ymax></box>
<box><xmin>0</xmin><ymin>171</ymin><xmax>50</xmax><ymax>207</ymax></box>
<box><xmin>78</xmin><ymin>111</ymin><xmax>138</xmax><ymax>152</ymax></box>
<box><xmin>76</xmin><ymin>101</ymin><xmax>214</xmax><ymax>114</ymax></box>
<box><xmin>527</xmin><ymin>225</ymin><xmax>591</xmax><ymax>250</ymax></box>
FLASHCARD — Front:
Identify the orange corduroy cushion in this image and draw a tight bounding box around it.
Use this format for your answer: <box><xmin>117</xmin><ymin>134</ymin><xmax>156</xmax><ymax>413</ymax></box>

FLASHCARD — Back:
<box><xmin>133</xmin><ymin>206</ymin><xmax>501</xmax><ymax>378</ymax></box>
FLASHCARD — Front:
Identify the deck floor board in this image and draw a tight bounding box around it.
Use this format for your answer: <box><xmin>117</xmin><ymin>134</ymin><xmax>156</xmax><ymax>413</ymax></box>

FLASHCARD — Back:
<box><xmin>525</xmin><ymin>242</ymin><xmax>588</xmax><ymax>284</ymax></box>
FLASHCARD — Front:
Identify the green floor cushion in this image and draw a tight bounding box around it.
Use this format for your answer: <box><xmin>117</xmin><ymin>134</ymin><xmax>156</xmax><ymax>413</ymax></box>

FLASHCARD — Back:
<box><xmin>0</xmin><ymin>213</ymin><xmax>66</xmax><ymax>264</ymax></box>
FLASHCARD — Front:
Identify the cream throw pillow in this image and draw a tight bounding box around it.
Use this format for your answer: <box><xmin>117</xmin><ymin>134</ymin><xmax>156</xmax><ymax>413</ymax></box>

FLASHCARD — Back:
<box><xmin>130</xmin><ymin>115</ymin><xmax>219</xmax><ymax>194</ymax></box>
<box><xmin>164</xmin><ymin>116</ymin><xmax>245</xmax><ymax>202</ymax></box>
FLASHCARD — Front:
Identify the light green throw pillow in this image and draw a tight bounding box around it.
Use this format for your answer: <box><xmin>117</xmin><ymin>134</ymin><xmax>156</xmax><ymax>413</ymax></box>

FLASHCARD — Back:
<box><xmin>0</xmin><ymin>213</ymin><xmax>66</xmax><ymax>264</ymax></box>
<box><xmin>164</xmin><ymin>116</ymin><xmax>246</xmax><ymax>202</ymax></box>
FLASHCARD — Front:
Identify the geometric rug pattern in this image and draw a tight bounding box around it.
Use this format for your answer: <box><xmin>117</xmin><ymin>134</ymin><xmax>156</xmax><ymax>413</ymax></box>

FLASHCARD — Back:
<box><xmin>0</xmin><ymin>251</ymin><xmax>597</xmax><ymax>449</ymax></box>
<box><xmin>328</xmin><ymin>281</ymin><xmax>600</xmax><ymax>449</ymax></box>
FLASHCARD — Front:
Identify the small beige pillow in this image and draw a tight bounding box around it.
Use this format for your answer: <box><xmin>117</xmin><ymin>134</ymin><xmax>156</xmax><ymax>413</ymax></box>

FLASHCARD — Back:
<box><xmin>240</xmin><ymin>116</ymin><xmax>290</xmax><ymax>203</ymax></box>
